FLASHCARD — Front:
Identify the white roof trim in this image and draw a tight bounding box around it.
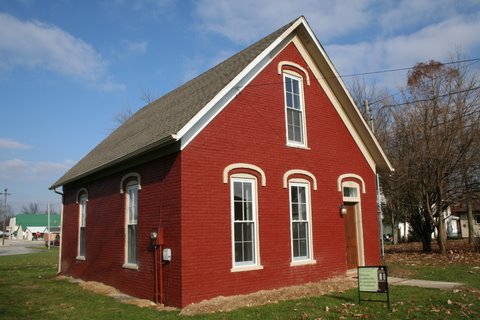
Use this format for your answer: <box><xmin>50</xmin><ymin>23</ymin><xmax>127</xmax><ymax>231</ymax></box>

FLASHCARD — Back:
<box><xmin>175</xmin><ymin>19</ymin><xmax>304</xmax><ymax>149</ymax></box>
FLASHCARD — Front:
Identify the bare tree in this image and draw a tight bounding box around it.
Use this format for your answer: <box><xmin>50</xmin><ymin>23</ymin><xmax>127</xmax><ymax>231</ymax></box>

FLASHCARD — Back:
<box><xmin>21</xmin><ymin>203</ymin><xmax>41</xmax><ymax>215</ymax></box>
<box><xmin>385</xmin><ymin>59</ymin><xmax>480</xmax><ymax>253</ymax></box>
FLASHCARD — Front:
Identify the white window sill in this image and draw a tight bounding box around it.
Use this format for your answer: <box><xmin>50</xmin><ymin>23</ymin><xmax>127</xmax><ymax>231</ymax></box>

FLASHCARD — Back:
<box><xmin>122</xmin><ymin>263</ymin><xmax>139</xmax><ymax>270</ymax></box>
<box><xmin>231</xmin><ymin>265</ymin><xmax>264</xmax><ymax>273</ymax></box>
<box><xmin>290</xmin><ymin>259</ymin><xmax>316</xmax><ymax>267</ymax></box>
<box><xmin>76</xmin><ymin>256</ymin><xmax>86</xmax><ymax>261</ymax></box>
<box><xmin>286</xmin><ymin>143</ymin><xmax>310</xmax><ymax>150</ymax></box>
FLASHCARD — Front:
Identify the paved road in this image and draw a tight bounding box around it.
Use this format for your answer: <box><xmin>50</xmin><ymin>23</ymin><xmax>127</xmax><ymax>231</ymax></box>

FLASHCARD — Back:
<box><xmin>0</xmin><ymin>238</ymin><xmax>47</xmax><ymax>256</ymax></box>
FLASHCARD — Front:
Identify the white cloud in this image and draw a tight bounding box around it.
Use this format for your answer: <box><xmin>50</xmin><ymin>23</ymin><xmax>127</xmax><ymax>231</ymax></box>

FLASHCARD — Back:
<box><xmin>123</xmin><ymin>40</ymin><xmax>148</xmax><ymax>54</ymax></box>
<box><xmin>0</xmin><ymin>138</ymin><xmax>31</xmax><ymax>150</ymax></box>
<box><xmin>0</xmin><ymin>13</ymin><xmax>124</xmax><ymax>91</ymax></box>
<box><xmin>327</xmin><ymin>13</ymin><xmax>480</xmax><ymax>88</ymax></box>
<box><xmin>194</xmin><ymin>0</ymin><xmax>371</xmax><ymax>44</ymax></box>
<box><xmin>193</xmin><ymin>0</ymin><xmax>480</xmax><ymax>83</ymax></box>
<box><xmin>0</xmin><ymin>158</ymin><xmax>72</xmax><ymax>180</ymax></box>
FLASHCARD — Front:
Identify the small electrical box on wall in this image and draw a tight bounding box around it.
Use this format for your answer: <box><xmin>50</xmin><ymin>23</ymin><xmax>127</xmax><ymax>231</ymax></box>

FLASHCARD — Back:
<box><xmin>163</xmin><ymin>248</ymin><xmax>171</xmax><ymax>262</ymax></box>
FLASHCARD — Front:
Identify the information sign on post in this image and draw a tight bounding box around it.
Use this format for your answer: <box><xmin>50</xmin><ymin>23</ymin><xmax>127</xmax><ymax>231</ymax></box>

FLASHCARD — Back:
<box><xmin>358</xmin><ymin>266</ymin><xmax>389</xmax><ymax>309</ymax></box>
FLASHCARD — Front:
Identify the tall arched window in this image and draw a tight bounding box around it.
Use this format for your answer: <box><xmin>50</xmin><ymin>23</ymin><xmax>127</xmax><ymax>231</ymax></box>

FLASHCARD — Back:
<box><xmin>122</xmin><ymin>174</ymin><xmax>140</xmax><ymax>269</ymax></box>
<box><xmin>76</xmin><ymin>189</ymin><xmax>88</xmax><ymax>260</ymax></box>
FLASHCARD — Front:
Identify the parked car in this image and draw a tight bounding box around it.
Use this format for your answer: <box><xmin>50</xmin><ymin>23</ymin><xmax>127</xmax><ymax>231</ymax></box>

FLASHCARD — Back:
<box><xmin>45</xmin><ymin>234</ymin><xmax>60</xmax><ymax>247</ymax></box>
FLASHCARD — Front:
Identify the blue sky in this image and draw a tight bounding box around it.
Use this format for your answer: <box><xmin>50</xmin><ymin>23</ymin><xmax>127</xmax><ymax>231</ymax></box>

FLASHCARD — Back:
<box><xmin>1</xmin><ymin>0</ymin><xmax>479</xmax><ymax>213</ymax></box>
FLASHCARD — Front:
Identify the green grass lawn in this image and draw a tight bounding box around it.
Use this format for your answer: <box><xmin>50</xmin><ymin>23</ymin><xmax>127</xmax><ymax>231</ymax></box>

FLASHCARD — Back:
<box><xmin>1</xmin><ymin>248</ymin><xmax>479</xmax><ymax>319</ymax></box>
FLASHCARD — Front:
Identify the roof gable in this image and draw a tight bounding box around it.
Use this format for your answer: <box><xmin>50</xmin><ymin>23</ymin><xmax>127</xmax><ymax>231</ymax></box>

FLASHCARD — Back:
<box><xmin>51</xmin><ymin>16</ymin><xmax>392</xmax><ymax>189</ymax></box>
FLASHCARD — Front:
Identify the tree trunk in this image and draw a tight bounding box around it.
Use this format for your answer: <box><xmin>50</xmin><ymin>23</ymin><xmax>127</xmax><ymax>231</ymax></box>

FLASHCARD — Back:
<box><xmin>421</xmin><ymin>234</ymin><xmax>432</xmax><ymax>253</ymax></box>
<box><xmin>466</xmin><ymin>196</ymin><xmax>476</xmax><ymax>243</ymax></box>
<box><xmin>437</xmin><ymin>215</ymin><xmax>447</xmax><ymax>254</ymax></box>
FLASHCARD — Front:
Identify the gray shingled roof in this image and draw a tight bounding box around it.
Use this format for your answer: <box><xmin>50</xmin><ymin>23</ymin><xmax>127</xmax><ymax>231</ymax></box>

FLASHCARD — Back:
<box><xmin>51</xmin><ymin>18</ymin><xmax>299</xmax><ymax>189</ymax></box>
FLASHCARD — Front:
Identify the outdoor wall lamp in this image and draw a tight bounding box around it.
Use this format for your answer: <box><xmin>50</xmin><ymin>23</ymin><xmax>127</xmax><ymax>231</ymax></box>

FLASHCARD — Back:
<box><xmin>340</xmin><ymin>204</ymin><xmax>347</xmax><ymax>215</ymax></box>
<box><xmin>150</xmin><ymin>231</ymin><xmax>158</xmax><ymax>240</ymax></box>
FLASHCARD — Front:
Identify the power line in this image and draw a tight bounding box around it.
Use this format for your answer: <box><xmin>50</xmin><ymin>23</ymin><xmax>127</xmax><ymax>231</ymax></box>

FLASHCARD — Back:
<box><xmin>380</xmin><ymin>86</ymin><xmax>480</xmax><ymax>109</ymax></box>
<box><xmin>234</xmin><ymin>57</ymin><xmax>480</xmax><ymax>90</ymax></box>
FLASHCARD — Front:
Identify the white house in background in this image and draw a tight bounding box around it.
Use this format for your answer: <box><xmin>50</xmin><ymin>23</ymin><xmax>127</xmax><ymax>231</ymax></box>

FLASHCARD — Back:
<box><xmin>383</xmin><ymin>207</ymin><xmax>460</xmax><ymax>241</ymax></box>
<box><xmin>25</xmin><ymin>226</ymin><xmax>47</xmax><ymax>241</ymax></box>
<box><xmin>8</xmin><ymin>214</ymin><xmax>61</xmax><ymax>240</ymax></box>
<box><xmin>452</xmin><ymin>201</ymin><xmax>480</xmax><ymax>238</ymax></box>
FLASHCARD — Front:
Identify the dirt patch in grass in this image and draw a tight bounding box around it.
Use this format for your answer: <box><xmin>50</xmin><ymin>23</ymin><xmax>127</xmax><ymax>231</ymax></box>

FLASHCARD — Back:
<box><xmin>56</xmin><ymin>276</ymin><xmax>176</xmax><ymax>310</ymax></box>
<box><xmin>180</xmin><ymin>275</ymin><xmax>356</xmax><ymax>315</ymax></box>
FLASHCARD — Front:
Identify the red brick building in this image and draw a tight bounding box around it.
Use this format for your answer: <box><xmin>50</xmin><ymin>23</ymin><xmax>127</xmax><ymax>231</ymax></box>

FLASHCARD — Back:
<box><xmin>51</xmin><ymin>16</ymin><xmax>392</xmax><ymax>308</ymax></box>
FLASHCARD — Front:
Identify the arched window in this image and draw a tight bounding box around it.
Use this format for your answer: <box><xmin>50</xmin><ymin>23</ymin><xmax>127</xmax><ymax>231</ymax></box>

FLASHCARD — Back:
<box><xmin>121</xmin><ymin>173</ymin><xmax>140</xmax><ymax>269</ymax></box>
<box><xmin>287</xmin><ymin>178</ymin><xmax>315</xmax><ymax>266</ymax></box>
<box><xmin>76</xmin><ymin>189</ymin><xmax>88</xmax><ymax>260</ymax></box>
<box><xmin>224</xmin><ymin>164</ymin><xmax>265</xmax><ymax>272</ymax></box>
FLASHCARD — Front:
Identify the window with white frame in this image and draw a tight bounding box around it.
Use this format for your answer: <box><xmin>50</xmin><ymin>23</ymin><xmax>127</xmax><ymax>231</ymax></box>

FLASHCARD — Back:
<box><xmin>231</xmin><ymin>177</ymin><xmax>259</xmax><ymax>268</ymax></box>
<box><xmin>125</xmin><ymin>182</ymin><xmax>138</xmax><ymax>266</ymax></box>
<box><xmin>289</xmin><ymin>182</ymin><xmax>313</xmax><ymax>261</ymax></box>
<box><xmin>342</xmin><ymin>181</ymin><xmax>360</xmax><ymax>202</ymax></box>
<box><xmin>284</xmin><ymin>73</ymin><xmax>306</xmax><ymax>146</ymax></box>
<box><xmin>78</xmin><ymin>193</ymin><xmax>87</xmax><ymax>259</ymax></box>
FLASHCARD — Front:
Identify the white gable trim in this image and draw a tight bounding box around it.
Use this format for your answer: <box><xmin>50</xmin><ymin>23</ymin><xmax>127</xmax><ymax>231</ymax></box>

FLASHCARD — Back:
<box><xmin>174</xmin><ymin>17</ymin><xmax>392</xmax><ymax>173</ymax></box>
<box><xmin>175</xmin><ymin>19</ymin><xmax>304</xmax><ymax>150</ymax></box>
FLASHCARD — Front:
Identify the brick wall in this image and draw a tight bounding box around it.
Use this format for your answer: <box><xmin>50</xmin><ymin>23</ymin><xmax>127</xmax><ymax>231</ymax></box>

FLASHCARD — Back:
<box><xmin>179</xmin><ymin>42</ymin><xmax>380</xmax><ymax>306</ymax></box>
<box><xmin>61</xmin><ymin>152</ymin><xmax>183</xmax><ymax>306</ymax></box>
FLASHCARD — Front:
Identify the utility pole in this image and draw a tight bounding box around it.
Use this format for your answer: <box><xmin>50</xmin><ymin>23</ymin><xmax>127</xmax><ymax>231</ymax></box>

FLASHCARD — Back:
<box><xmin>1</xmin><ymin>188</ymin><xmax>11</xmax><ymax>246</ymax></box>
<box><xmin>364</xmin><ymin>99</ymin><xmax>374</xmax><ymax>132</ymax></box>
<box><xmin>47</xmin><ymin>203</ymin><xmax>51</xmax><ymax>250</ymax></box>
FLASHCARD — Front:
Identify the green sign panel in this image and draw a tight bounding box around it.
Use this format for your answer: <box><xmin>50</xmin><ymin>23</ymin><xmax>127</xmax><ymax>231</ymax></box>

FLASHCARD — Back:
<box><xmin>357</xmin><ymin>266</ymin><xmax>390</xmax><ymax>309</ymax></box>
<box><xmin>358</xmin><ymin>267</ymin><xmax>379</xmax><ymax>292</ymax></box>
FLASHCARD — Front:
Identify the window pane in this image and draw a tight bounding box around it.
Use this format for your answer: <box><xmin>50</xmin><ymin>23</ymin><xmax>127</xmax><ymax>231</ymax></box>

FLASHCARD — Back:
<box><xmin>243</xmin><ymin>183</ymin><xmax>252</xmax><ymax>201</ymax></box>
<box><xmin>235</xmin><ymin>243</ymin><xmax>243</xmax><ymax>262</ymax></box>
<box><xmin>293</xmin><ymin>94</ymin><xmax>300</xmax><ymax>109</ymax></box>
<box><xmin>243</xmin><ymin>222</ymin><xmax>253</xmax><ymax>242</ymax></box>
<box><xmin>292</xmin><ymin>222</ymin><xmax>299</xmax><ymax>238</ymax></box>
<box><xmin>298</xmin><ymin>187</ymin><xmax>306</xmax><ymax>203</ymax></box>
<box><xmin>291</xmin><ymin>186</ymin><xmax>298</xmax><ymax>202</ymax></box>
<box><xmin>291</xmin><ymin>204</ymin><xmax>299</xmax><ymax>221</ymax></box>
<box><xmin>234</xmin><ymin>182</ymin><xmax>243</xmax><ymax>201</ymax></box>
<box><xmin>299</xmin><ymin>239</ymin><xmax>307</xmax><ymax>257</ymax></box>
<box><xmin>243</xmin><ymin>242</ymin><xmax>253</xmax><ymax>262</ymax></box>
<box><xmin>286</xmin><ymin>93</ymin><xmax>293</xmax><ymax>107</ymax></box>
<box><xmin>292</xmin><ymin>79</ymin><xmax>299</xmax><ymax>94</ymax></box>
<box><xmin>128</xmin><ymin>225</ymin><xmax>137</xmax><ymax>263</ymax></box>
<box><xmin>79</xmin><ymin>227</ymin><xmax>86</xmax><ymax>256</ymax></box>
<box><xmin>285</xmin><ymin>77</ymin><xmax>292</xmax><ymax>92</ymax></box>
<box><xmin>293</xmin><ymin>239</ymin><xmax>299</xmax><ymax>257</ymax></box>
<box><xmin>299</xmin><ymin>204</ymin><xmax>307</xmax><ymax>220</ymax></box>
<box><xmin>234</xmin><ymin>202</ymin><xmax>243</xmax><ymax>221</ymax></box>
<box><xmin>244</xmin><ymin>202</ymin><xmax>253</xmax><ymax>221</ymax></box>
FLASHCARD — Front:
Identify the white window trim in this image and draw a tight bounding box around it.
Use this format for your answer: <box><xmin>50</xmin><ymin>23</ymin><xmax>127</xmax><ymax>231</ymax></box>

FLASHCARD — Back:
<box><xmin>76</xmin><ymin>193</ymin><xmax>87</xmax><ymax>261</ymax></box>
<box><xmin>230</xmin><ymin>175</ymin><xmax>263</xmax><ymax>272</ymax></box>
<box><xmin>342</xmin><ymin>181</ymin><xmax>361</xmax><ymax>202</ymax></box>
<box><xmin>283</xmin><ymin>72</ymin><xmax>308</xmax><ymax>148</ymax></box>
<box><xmin>123</xmin><ymin>181</ymin><xmax>139</xmax><ymax>270</ymax></box>
<box><xmin>288</xmin><ymin>180</ymin><xmax>315</xmax><ymax>266</ymax></box>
